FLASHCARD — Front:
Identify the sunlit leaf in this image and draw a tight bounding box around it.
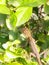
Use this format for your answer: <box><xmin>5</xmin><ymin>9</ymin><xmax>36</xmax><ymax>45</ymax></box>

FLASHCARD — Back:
<box><xmin>8</xmin><ymin>0</ymin><xmax>47</xmax><ymax>7</ymax></box>
<box><xmin>8</xmin><ymin>62</ymin><xmax>23</xmax><ymax>65</ymax></box>
<box><xmin>0</xmin><ymin>5</ymin><xmax>10</xmax><ymax>14</ymax></box>
<box><xmin>6</xmin><ymin>12</ymin><xmax>17</xmax><ymax>30</ymax></box>
<box><xmin>4</xmin><ymin>51</ymin><xmax>16</xmax><ymax>62</ymax></box>
<box><xmin>2</xmin><ymin>41</ymin><xmax>12</xmax><ymax>49</ymax></box>
<box><xmin>0</xmin><ymin>0</ymin><xmax>6</xmax><ymax>4</ymax></box>
<box><xmin>44</xmin><ymin>4</ymin><xmax>49</xmax><ymax>14</ymax></box>
<box><xmin>16</xmin><ymin>7</ymin><xmax>32</xmax><ymax>26</ymax></box>
<box><xmin>0</xmin><ymin>53</ymin><xmax>4</xmax><ymax>62</ymax></box>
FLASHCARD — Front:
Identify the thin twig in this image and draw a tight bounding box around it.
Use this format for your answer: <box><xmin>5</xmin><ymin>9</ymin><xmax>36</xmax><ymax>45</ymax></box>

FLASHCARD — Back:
<box><xmin>40</xmin><ymin>49</ymin><xmax>48</xmax><ymax>56</ymax></box>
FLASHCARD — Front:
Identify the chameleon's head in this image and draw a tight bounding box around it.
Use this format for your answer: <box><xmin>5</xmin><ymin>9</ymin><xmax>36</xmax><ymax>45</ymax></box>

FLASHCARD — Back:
<box><xmin>22</xmin><ymin>27</ymin><xmax>31</xmax><ymax>38</ymax></box>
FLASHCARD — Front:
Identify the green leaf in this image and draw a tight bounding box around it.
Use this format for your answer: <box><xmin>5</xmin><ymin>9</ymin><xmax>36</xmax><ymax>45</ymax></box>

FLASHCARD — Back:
<box><xmin>2</xmin><ymin>41</ymin><xmax>12</xmax><ymax>49</ymax></box>
<box><xmin>0</xmin><ymin>14</ymin><xmax>6</xmax><ymax>27</ymax></box>
<box><xmin>4</xmin><ymin>51</ymin><xmax>16</xmax><ymax>62</ymax></box>
<box><xmin>28</xmin><ymin>61</ymin><xmax>38</xmax><ymax>65</ymax></box>
<box><xmin>0</xmin><ymin>53</ymin><xmax>4</xmax><ymax>62</ymax></box>
<box><xmin>16</xmin><ymin>7</ymin><xmax>32</xmax><ymax>26</ymax></box>
<box><xmin>8</xmin><ymin>0</ymin><xmax>20</xmax><ymax>7</ymax></box>
<box><xmin>8</xmin><ymin>62</ymin><xmax>23</xmax><ymax>65</ymax></box>
<box><xmin>43</xmin><ymin>56</ymin><xmax>49</xmax><ymax>63</ymax></box>
<box><xmin>9</xmin><ymin>31</ymin><xmax>16</xmax><ymax>41</ymax></box>
<box><xmin>6</xmin><ymin>12</ymin><xmax>17</xmax><ymax>30</ymax></box>
<box><xmin>0</xmin><ymin>5</ymin><xmax>10</xmax><ymax>14</ymax></box>
<box><xmin>9</xmin><ymin>0</ymin><xmax>47</xmax><ymax>7</ymax></box>
<box><xmin>20</xmin><ymin>0</ymin><xmax>47</xmax><ymax>7</ymax></box>
<box><xmin>44</xmin><ymin>4</ymin><xmax>49</xmax><ymax>14</ymax></box>
<box><xmin>13</xmin><ymin>40</ymin><xmax>21</xmax><ymax>44</ymax></box>
<box><xmin>16</xmin><ymin>57</ymin><xmax>28</xmax><ymax>65</ymax></box>
<box><xmin>0</xmin><ymin>0</ymin><xmax>6</xmax><ymax>4</ymax></box>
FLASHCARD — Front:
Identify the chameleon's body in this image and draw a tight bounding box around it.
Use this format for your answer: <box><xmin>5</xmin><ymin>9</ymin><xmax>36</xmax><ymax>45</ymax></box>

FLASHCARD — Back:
<box><xmin>22</xmin><ymin>27</ymin><xmax>42</xmax><ymax>65</ymax></box>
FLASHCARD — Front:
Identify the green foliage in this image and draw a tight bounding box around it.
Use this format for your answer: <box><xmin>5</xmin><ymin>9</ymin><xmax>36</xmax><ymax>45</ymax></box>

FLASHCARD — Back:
<box><xmin>16</xmin><ymin>7</ymin><xmax>32</xmax><ymax>27</ymax></box>
<box><xmin>44</xmin><ymin>4</ymin><xmax>49</xmax><ymax>14</ymax></box>
<box><xmin>0</xmin><ymin>0</ymin><xmax>49</xmax><ymax>65</ymax></box>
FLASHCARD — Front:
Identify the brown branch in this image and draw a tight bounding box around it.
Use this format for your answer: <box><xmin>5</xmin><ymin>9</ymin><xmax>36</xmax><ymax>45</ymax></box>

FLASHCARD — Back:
<box><xmin>22</xmin><ymin>27</ymin><xmax>42</xmax><ymax>65</ymax></box>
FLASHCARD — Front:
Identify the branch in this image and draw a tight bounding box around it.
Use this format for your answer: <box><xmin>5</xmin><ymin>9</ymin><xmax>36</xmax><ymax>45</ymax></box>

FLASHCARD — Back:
<box><xmin>40</xmin><ymin>49</ymin><xmax>48</xmax><ymax>58</ymax></box>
